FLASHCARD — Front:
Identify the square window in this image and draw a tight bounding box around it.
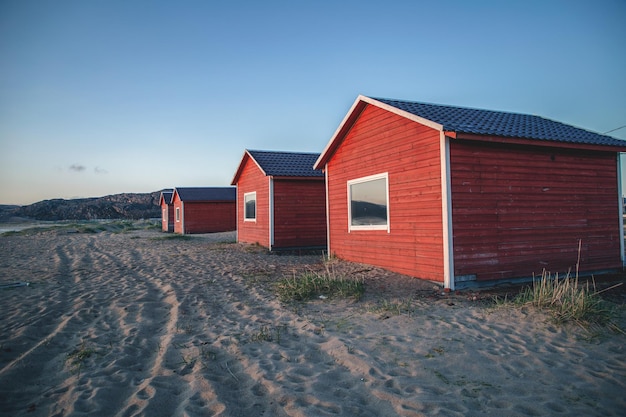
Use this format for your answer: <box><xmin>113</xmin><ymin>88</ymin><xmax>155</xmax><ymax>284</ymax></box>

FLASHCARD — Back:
<box><xmin>348</xmin><ymin>173</ymin><xmax>389</xmax><ymax>231</ymax></box>
<box><xmin>244</xmin><ymin>192</ymin><xmax>256</xmax><ymax>221</ymax></box>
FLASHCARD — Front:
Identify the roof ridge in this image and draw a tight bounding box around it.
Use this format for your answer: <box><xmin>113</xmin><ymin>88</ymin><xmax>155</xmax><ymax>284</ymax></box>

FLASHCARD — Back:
<box><xmin>247</xmin><ymin>149</ymin><xmax>321</xmax><ymax>156</ymax></box>
<box><xmin>371</xmin><ymin>96</ymin><xmax>539</xmax><ymax>118</ymax></box>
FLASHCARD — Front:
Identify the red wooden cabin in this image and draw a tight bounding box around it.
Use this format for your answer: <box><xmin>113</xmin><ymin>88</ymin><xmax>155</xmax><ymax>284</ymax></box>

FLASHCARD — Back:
<box><xmin>159</xmin><ymin>190</ymin><xmax>174</xmax><ymax>232</ymax></box>
<box><xmin>231</xmin><ymin>150</ymin><xmax>327</xmax><ymax>250</ymax></box>
<box><xmin>315</xmin><ymin>95</ymin><xmax>626</xmax><ymax>289</ymax></box>
<box><xmin>171</xmin><ymin>187</ymin><xmax>236</xmax><ymax>235</ymax></box>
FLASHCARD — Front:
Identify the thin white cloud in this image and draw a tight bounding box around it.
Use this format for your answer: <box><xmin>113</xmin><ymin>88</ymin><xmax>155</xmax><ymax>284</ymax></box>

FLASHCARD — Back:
<box><xmin>69</xmin><ymin>164</ymin><xmax>86</xmax><ymax>172</ymax></box>
<box><xmin>94</xmin><ymin>166</ymin><xmax>108</xmax><ymax>174</ymax></box>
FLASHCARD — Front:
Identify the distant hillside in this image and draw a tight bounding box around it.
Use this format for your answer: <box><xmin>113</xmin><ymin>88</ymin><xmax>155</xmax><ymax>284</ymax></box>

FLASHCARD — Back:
<box><xmin>0</xmin><ymin>192</ymin><xmax>163</xmax><ymax>221</ymax></box>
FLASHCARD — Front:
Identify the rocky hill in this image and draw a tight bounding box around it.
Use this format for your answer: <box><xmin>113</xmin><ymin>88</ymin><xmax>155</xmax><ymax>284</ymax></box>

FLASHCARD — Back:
<box><xmin>0</xmin><ymin>191</ymin><xmax>164</xmax><ymax>221</ymax></box>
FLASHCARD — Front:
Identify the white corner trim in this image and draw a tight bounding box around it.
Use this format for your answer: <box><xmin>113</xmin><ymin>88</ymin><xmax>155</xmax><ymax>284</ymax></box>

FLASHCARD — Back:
<box><xmin>180</xmin><ymin>201</ymin><xmax>185</xmax><ymax>235</ymax></box>
<box><xmin>440</xmin><ymin>132</ymin><xmax>454</xmax><ymax>290</ymax></box>
<box><xmin>269</xmin><ymin>177</ymin><xmax>274</xmax><ymax>249</ymax></box>
<box><xmin>618</xmin><ymin>154</ymin><xmax>625</xmax><ymax>266</ymax></box>
<box><xmin>325</xmin><ymin>166</ymin><xmax>331</xmax><ymax>257</ymax></box>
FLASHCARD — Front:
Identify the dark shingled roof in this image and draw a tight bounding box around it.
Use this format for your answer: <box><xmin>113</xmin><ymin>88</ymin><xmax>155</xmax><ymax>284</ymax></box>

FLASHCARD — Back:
<box><xmin>160</xmin><ymin>190</ymin><xmax>173</xmax><ymax>204</ymax></box>
<box><xmin>248</xmin><ymin>150</ymin><xmax>324</xmax><ymax>177</ymax></box>
<box><xmin>374</xmin><ymin>97</ymin><xmax>626</xmax><ymax>147</ymax></box>
<box><xmin>174</xmin><ymin>187</ymin><xmax>236</xmax><ymax>202</ymax></box>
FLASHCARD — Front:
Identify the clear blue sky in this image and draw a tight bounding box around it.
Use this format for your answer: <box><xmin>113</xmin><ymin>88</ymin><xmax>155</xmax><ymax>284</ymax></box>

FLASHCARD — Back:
<box><xmin>1</xmin><ymin>0</ymin><xmax>625</xmax><ymax>205</ymax></box>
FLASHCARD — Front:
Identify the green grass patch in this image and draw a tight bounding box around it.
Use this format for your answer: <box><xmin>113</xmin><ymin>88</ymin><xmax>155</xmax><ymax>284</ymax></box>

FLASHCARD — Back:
<box><xmin>276</xmin><ymin>269</ymin><xmax>364</xmax><ymax>303</ymax></box>
<box><xmin>66</xmin><ymin>341</ymin><xmax>98</xmax><ymax>375</ymax></box>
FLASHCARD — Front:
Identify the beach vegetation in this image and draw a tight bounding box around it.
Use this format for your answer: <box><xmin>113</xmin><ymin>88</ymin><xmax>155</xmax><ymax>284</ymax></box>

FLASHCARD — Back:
<box><xmin>275</xmin><ymin>268</ymin><xmax>364</xmax><ymax>303</ymax></box>
<box><xmin>1</xmin><ymin>219</ymin><xmax>157</xmax><ymax>236</ymax></box>
<box><xmin>65</xmin><ymin>341</ymin><xmax>97</xmax><ymax>375</ymax></box>
<box><xmin>150</xmin><ymin>234</ymin><xmax>194</xmax><ymax>241</ymax></box>
<box><xmin>511</xmin><ymin>270</ymin><xmax>620</xmax><ymax>328</ymax></box>
<box><xmin>369</xmin><ymin>298</ymin><xmax>415</xmax><ymax>317</ymax></box>
<box><xmin>249</xmin><ymin>324</ymin><xmax>287</xmax><ymax>344</ymax></box>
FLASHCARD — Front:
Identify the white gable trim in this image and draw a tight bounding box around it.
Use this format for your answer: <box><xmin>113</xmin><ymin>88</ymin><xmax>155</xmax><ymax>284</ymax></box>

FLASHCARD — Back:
<box><xmin>246</xmin><ymin>150</ymin><xmax>268</xmax><ymax>176</ymax></box>
<box><xmin>314</xmin><ymin>96</ymin><xmax>366</xmax><ymax>169</ymax></box>
<box><xmin>315</xmin><ymin>95</ymin><xmax>444</xmax><ymax>170</ymax></box>
<box><xmin>363</xmin><ymin>96</ymin><xmax>443</xmax><ymax>131</ymax></box>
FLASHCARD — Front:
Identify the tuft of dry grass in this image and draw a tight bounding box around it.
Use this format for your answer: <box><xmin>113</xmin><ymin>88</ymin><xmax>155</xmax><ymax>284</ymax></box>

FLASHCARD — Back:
<box><xmin>514</xmin><ymin>269</ymin><xmax>619</xmax><ymax>327</ymax></box>
<box><xmin>275</xmin><ymin>264</ymin><xmax>364</xmax><ymax>303</ymax></box>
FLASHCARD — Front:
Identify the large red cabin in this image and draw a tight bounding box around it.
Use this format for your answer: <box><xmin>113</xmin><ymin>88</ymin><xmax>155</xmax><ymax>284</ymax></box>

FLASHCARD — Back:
<box><xmin>315</xmin><ymin>95</ymin><xmax>626</xmax><ymax>289</ymax></box>
<box><xmin>231</xmin><ymin>150</ymin><xmax>327</xmax><ymax>250</ymax></box>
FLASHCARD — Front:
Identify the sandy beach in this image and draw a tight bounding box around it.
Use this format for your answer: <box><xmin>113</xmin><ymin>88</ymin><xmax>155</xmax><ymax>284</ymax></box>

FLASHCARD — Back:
<box><xmin>0</xmin><ymin>225</ymin><xmax>624</xmax><ymax>417</ymax></box>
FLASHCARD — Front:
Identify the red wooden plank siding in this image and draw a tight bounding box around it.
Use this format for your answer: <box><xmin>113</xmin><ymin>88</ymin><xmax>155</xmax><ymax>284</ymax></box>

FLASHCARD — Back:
<box><xmin>326</xmin><ymin>104</ymin><xmax>445</xmax><ymax>281</ymax></box>
<box><xmin>273</xmin><ymin>179</ymin><xmax>327</xmax><ymax>248</ymax></box>
<box><xmin>181</xmin><ymin>202</ymin><xmax>236</xmax><ymax>234</ymax></box>
<box><xmin>173</xmin><ymin>195</ymin><xmax>183</xmax><ymax>235</ymax></box>
<box><xmin>236</xmin><ymin>159</ymin><xmax>270</xmax><ymax>247</ymax></box>
<box><xmin>160</xmin><ymin>202</ymin><xmax>174</xmax><ymax>232</ymax></box>
<box><xmin>450</xmin><ymin>140</ymin><xmax>622</xmax><ymax>281</ymax></box>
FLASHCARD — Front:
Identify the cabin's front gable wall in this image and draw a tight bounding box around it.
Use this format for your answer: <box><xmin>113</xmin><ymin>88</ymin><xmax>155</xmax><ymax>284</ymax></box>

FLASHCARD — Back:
<box><xmin>160</xmin><ymin>201</ymin><xmax>174</xmax><ymax>232</ymax></box>
<box><xmin>236</xmin><ymin>159</ymin><xmax>270</xmax><ymax>247</ymax></box>
<box><xmin>450</xmin><ymin>140</ymin><xmax>622</xmax><ymax>281</ymax></box>
<box><xmin>273</xmin><ymin>179</ymin><xmax>327</xmax><ymax>248</ymax></box>
<box><xmin>327</xmin><ymin>104</ymin><xmax>445</xmax><ymax>281</ymax></box>
<box><xmin>172</xmin><ymin>193</ymin><xmax>184</xmax><ymax>234</ymax></box>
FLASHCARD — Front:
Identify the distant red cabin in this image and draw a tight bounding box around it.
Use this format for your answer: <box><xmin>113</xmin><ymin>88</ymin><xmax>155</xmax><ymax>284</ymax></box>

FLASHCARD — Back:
<box><xmin>171</xmin><ymin>187</ymin><xmax>236</xmax><ymax>235</ymax></box>
<box><xmin>315</xmin><ymin>95</ymin><xmax>626</xmax><ymax>289</ymax></box>
<box><xmin>159</xmin><ymin>190</ymin><xmax>174</xmax><ymax>232</ymax></box>
<box><xmin>231</xmin><ymin>150</ymin><xmax>327</xmax><ymax>250</ymax></box>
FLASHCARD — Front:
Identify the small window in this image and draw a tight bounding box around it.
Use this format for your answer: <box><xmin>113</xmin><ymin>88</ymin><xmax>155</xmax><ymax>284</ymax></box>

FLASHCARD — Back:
<box><xmin>244</xmin><ymin>192</ymin><xmax>256</xmax><ymax>221</ymax></box>
<box><xmin>175</xmin><ymin>207</ymin><xmax>180</xmax><ymax>222</ymax></box>
<box><xmin>162</xmin><ymin>208</ymin><xmax>167</xmax><ymax>221</ymax></box>
<box><xmin>348</xmin><ymin>173</ymin><xmax>389</xmax><ymax>231</ymax></box>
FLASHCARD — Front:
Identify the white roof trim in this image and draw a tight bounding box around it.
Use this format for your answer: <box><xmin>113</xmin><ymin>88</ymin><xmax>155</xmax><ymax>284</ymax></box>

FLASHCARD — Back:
<box><xmin>363</xmin><ymin>96</ymin><xmax>444</xmax><ymax>131</ymax></box>
<box><xmin>231</xmin><ymin>149</ymin><xmax>267</xmax><ymax>185</ymax></box>
<box><xmin>314</xmin><ymin>96</ymin><xmax>365</xmax><ymax>169</ymax></box>
<box><xmin>245</xmin><ymin>150</ymin><xmax>268</xmax><ymax>176</ymax></box>
<box><xmin>314</xmin><ymin>95</ymin><xmax>444</xmax><ymax>170</ymax></box>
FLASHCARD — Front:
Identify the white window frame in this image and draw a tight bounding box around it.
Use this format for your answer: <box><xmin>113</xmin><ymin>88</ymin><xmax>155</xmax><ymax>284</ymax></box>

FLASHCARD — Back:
<box><xmin>244</xmin><ymin>191</ymin><xmax>257</xmax><ymax>222</ymax></box>
<box><xmin>347</xmin><ymin>172</ymin><xmax>390</xmax><ymax>232</ymax></box>
<box><xmin>175</xmin><ymin>207</ymin><xmax>180</xmax><ymax>222</ymax></box>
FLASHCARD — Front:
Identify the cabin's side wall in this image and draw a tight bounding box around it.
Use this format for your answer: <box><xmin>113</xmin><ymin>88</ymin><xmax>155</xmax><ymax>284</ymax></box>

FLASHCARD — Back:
<box><xmin>181</xmin><ymin>202</ymin><xmax>236</xmax><ymax>234</ymax></box>
<box><xmin>235</xmin><ymin>160</ymin><xmax>270</xmax><ymax>247</ymax></box>
<box><xmin>450</xmin><ymin>140</ymin><xmax>623</xmax><ymax>281</ymax></box>
<box><xmin>326</xmin><ymin>104</ymin><xmax>445</xmax><ymax>281</ymax></box>
<box><xmin>272</xmin><ymin>179</ymin><xmax>327</xmax><ymax>249</ymax></box>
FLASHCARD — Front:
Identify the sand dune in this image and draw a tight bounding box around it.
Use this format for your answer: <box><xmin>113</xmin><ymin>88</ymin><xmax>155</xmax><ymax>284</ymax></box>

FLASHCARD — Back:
<box><xmin>0</xmin><ymin>227</ymin><xmax>624</xmax><ymax>416</ymax></box>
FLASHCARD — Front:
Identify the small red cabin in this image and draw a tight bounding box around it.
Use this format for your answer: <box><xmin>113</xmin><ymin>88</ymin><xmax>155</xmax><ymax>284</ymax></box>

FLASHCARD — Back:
<box><xmin>171</xmin><ymin>187</ymin><xmax>236</xmax><ymax>235</ymax></box>
<box><xmin>159</xmin><ymin>190</ymin><xmax>174</xmax><ymax>232</ymax></box>
<box><xmin>231</xmin><ymin>150</ymin><xmax>327</xmax><ymax>250</ymax></box>
<box><xmin>315</xmin><ymin>95</ymin><xmax>626</xmax><ymax>289</ymax></box>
